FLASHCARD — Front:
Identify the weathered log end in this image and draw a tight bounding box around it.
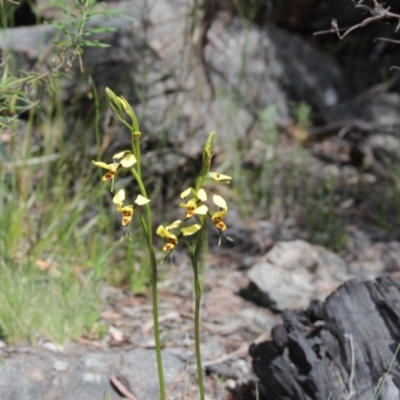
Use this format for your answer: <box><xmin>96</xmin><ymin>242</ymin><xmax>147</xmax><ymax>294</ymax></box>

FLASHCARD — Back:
<box><xmin>250</xmin><ymin>277</ymin><xmax>400</xmax><ymax>400</ymax></box>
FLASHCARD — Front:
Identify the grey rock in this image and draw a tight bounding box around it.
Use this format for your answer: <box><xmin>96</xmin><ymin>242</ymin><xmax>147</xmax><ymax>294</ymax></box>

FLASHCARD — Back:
<box><xmin>0</xmin><ymin>349</ymin><xmax>121</xmax><ymax>400</ymax></box>
<box><xmin>0</xmin><ymin>0</ymin><xmax>346</xmax><ymax>173</ymax></box>
<box><xmin>248</xmin><ymin>240</ymin><xmax>352</xmax><ymax>310</ymax></box>
<box><xmin>119</xmin><ymin>349</ymin><xmax>185</xmax><ymax>400</ymax></box>
<box><xmin>368</xmin><ymin>134</ymin><xmax>400</xmax><ymax>163</ymax></box>
<box><xmin>52</xmin><ymin>360</ymin><xmax>69</xmax><ymax>372</ymax></box>
<box><xmin>349</xmin><ymin>241</ymin><xmax>400</xmax><ymax>276</ymax></box>
<box><xmin>267</xmin><ymin>24</ymin><xmax>345</xmax><ymax>109</ymax></box>
<box><xmin>325</xmin><ymin>92</ymin><xmax>400</xmax><ymax>133</ymax></box>
<box><xmin>0</xmin><ymin>346</ymin><xmax>184</xmax><ymax>400</ymax></box>
<box><xmin>248</xmin><ymin>239</ymin><xmax>400</xmax><ymax>311</ymax></box>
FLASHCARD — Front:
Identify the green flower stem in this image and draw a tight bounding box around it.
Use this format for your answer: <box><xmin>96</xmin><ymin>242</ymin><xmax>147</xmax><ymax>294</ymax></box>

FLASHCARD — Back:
<box><xmin>189</xmin><ymin>223</ymin><xmax>207</xmax><ymax>400</ymax></box>
<box><xmin>192</xmin><ymin>254</ymin><xmax>206</xmax><ymax>400</ymax></box>
<box><xmin>132</xmin><ymin>138</ymin><xmax>141</xmax><ymax>177</ymax></box>
<box><xmin>131</xmin><ymin>167</ymin><xmax>166</xmax><ymax>400</ymax></box>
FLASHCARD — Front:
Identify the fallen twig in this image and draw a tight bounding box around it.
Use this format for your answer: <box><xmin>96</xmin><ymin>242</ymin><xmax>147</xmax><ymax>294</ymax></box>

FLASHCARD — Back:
<box><xmin>110</xmin><ymin>373</ymin><xmax>139</xmax><ymax>400</ymax></box>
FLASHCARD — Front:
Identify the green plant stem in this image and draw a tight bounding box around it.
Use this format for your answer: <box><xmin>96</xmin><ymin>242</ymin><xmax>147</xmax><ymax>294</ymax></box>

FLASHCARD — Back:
<box><xmin>192</xmin><ymin>254</ymin><xmax>206</xmax><ymax>400</ymax></box>
<box><xmin>372</xmin><ymin>340</ymin><xmax>400</xmax><ymax>400</ymax></box>
<box><xmin>132</xmin><ymin>137</ymin><xmax>141</xmax><ymax>177</ymax></box>
<box><xmin>131</xmin><ymin>167</ymin><xmax>166</xmax><ymax>400</ymax></box>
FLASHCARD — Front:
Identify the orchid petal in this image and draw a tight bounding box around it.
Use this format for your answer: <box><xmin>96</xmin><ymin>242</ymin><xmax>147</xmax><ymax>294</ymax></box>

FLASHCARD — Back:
<box><xmin>213</xmin><ymin>195</ymin><xmax>227</xmax><ymax>209</ymax></box>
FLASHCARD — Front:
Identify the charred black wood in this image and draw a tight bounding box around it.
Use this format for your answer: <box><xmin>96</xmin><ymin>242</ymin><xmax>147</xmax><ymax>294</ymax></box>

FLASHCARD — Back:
<box><xmin>250</xmin><ymin>277</ymin><xmax>400</xmax><ymax>400</ymax></box>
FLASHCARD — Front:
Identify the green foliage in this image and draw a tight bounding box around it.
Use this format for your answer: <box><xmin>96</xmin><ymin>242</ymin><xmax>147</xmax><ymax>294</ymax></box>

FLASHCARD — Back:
<box><xmin>50</xmin><ymin>0</ymin><xmax>118</xmax><ymax>74</ymax></box>
<box><xmin>0</xmin><ymin>0</ymin><xmax>19</xmax><ymax>28</ymax></box>
<box><xmin>227</xmin><ymin>97</ymin><xmax>347</xmax><ymax>250</ymax></box>
<box><xmin>0</xmin><ymin>58</ymin><xmax>41</xmax><ymax>130</ymax></box>
<box><xmin>0</xmin><ymin>0</ymin><xmax>118</xmax><ymax>131</ymax></box>
<box><xmin>0</xmin><ymin>262</ymin><xmax>101</xmax><ymax>344</ymax></box>
<box><xmin>294</xmin><ymin>101</ymin><xmax>312</xmax><ymax>130</ymax></box>
<box><xmin>301</xmin><ymin>176</ymin><xmax>347</xmax><ymax>251</ymax></box>
<box><xmin>0</xmin><ymin>0</ymin><xmax>128</xmax><ymax>344</ymax></box>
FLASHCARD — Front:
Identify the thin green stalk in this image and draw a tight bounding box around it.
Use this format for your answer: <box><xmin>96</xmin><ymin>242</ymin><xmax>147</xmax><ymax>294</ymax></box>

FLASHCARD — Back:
<box><xmin>372</xmin><ymin>340</ymin><xmax>400</xmax><ymax>400</ymax></box>
<box><xmin>132</xmin><ymin>137</ymin><xmax>142</xmax><ymax>178</ymax></box>
<box><xmin>131</xmin><ymin>167</ymin><xmax>166</xmax><ymax>400</ymax></box>
<box><xmin>189</xmin><ymin>222</ymin><xmax>207</xmax><ymax>400</ymax></box>
<box><xmin>192</xmin><ymin>254</ymin><xmax>206</xmax><ymax>400</ymax></box>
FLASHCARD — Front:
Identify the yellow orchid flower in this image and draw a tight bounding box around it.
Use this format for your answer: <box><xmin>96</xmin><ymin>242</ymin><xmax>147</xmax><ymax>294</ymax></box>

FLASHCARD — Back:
<box><xmin>211</xmin><ymin>195</ymin><xmax>233</xmax><ymax>245</ymax></box>
<box><xmin>208</xmin><ymin>172</ymin><xmax>232</xmax><ymax>183</ymax></box>
<box><xmin>179</xmin><ymin>188</ymin><xmax>208</xmax><ymax>219</ymax></box>
<box><xmin>92</xmin><ymin>160</ymin><xmax>119</xmax><ymax>181</ymax></box>
<box><xmin>156</xmin><ymin>220</ymin><xmax>182</xmax><ymax>254</ymax></box>
<box><xmin>156</xmin><ymin>220</ymin><xmax>201</xmax><ymax>263</ymax></box>
<box><xmin>211</xmin><ymin>195</ymin><xmax>227</xmax><ymax>231</ymax></box>
<box><xmin>113</xmin><ymin>189</ymin><xmax>150</xmax><ymax>227</ymax></box>
<box><xmin>93</xmin><ymin>151</ymin><xmax>137</xmax><ymax>191</ymax></box>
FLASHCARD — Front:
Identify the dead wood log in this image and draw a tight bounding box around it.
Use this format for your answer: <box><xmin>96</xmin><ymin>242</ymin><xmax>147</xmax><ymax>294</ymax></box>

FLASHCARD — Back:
<box><xmin>250</xmin><ymin>276</ymin><xmax>400</xmax><ymax>400</ymax></box>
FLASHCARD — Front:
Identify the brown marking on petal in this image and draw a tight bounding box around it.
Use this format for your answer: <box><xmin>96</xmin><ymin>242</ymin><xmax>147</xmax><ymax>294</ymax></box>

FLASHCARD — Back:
<box><xmin>163</xmin><ymin>238</ymin><xmax>178</xmax><ymax>251</ymax></box>
<box><xmin>214</xmin><ymin>218</ymin><xmax>227</xmax><ymax>231</ymax></box>
<box><xmin>122</xmin><ymin>216</ymin><xmax>132</xmax><ymax>226</ymax></box>
<box><xmin>103</xmin><ymin>171</ymin><xmax>115</xmax><ymax>181</ymax></box>
<box><xmin>185</xmin><ymin>210</ymin><xmax>194</xmax><ymax>218</ymax></box>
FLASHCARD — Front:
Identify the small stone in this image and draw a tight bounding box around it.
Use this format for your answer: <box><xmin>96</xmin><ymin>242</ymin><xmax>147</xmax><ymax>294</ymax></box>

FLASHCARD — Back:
<box><xmin>53</xmin><ymin>360</ymin><xmax>69</xmax><ymax>372</ymax></box>
<box><xmin>225</xmin><ymin>379</ymin><xmax>237</xmax><ymax>389</ymax></box>
<box><xmin>42</xmin><ymin>342</ymin><xmax>63</xmax><ymax>352</ymax></box>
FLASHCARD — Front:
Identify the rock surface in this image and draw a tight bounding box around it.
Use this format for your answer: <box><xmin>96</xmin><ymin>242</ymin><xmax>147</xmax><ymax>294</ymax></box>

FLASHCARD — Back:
<box><xmin>0</xmin><ymin>347</ymin><xmax>184</xmax><ymax>400</ymax></box>
<box><xmin>247</xmin><ymin>239</ymin><xmax>400</xmax><ymax>311</ymax></box>
<box><xmin>247</xmin><ymin>240</ymin><xmax>351</xmax><ymax>310</ymax></box>
<box><xmin>0</xmin><ymin>0</ymin><xmax>345</xmax><ymax>169</ymax></box>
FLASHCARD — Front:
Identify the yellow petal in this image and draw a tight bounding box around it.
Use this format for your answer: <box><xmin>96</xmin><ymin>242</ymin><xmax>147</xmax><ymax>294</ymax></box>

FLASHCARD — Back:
<box><xmin>156</xmin><ymin>225</ymin><xmax>178</xmax><ymax>240</ymax></box>
<box><xmin>166</xmin><ymin>220</ymin><xmax>182</xmax><ymax>230</ymax></box>
<box><xmin>212</xmin><ymin>210</ymin><xmax>227</xmax><ymax>220</ymax></box>
<box><xmin>197</xmin><ymin>188</ymin><xmax>207</xmax><ymax>202</ymax></box>
<box><xmin>113</xmin><ymin>189</ymin><xmax>125</xmax><ymax>204</ymax></box>
<box><xmin>113</xmin><ymin>150</ymin><xmax>131</xmax><ymax>160</ymax></box>
<box><xmin>156</xmin><ymin>225</ymin><xmax>167</xmax><ymax>237</ymax></box>
<box><xmin>120</xmin><ymin>154</ymin><xmax>136</xmax><ymax>168</ymax></box>
<box><xmin>92</xmin><ymin>160</ymin><xmax>117</xmax><ymax>171</ymax></box>
<box><xmin>181</xmin><ymin>200</ymin><xmax>197</xmax><ymax>209</ymax></box>
<box><xmin>213</xmin><ymin>195</ymin><xmax>227</xmax><ymax>209</ymax></box>
<box><xmin>134</xmin><ymin>194</ymin><xmax>150</xmax><ymax>206</ymax></box>
<box><xmin>180</xmin><ymin>188</ymin><xmax>191</xmax><ymax>199</ymax></box>
<box><xmin>181</xmin><ymin>224</ymin><xmax>201</xmax><ymax>236</ymax></box>
<box><xmin>119</xmin><ymin>205</ymin><xmax>134</xmax><ymax>213</ymax></box>
<box><xmin>193</xmin><ymin>205</ymin><xmax>208</xmax><ymax>215</ymax></box>
<box><xmin>209</xmin><ymin>172</ymin><xmax>232</xmax><ymax>183</ymax></box>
